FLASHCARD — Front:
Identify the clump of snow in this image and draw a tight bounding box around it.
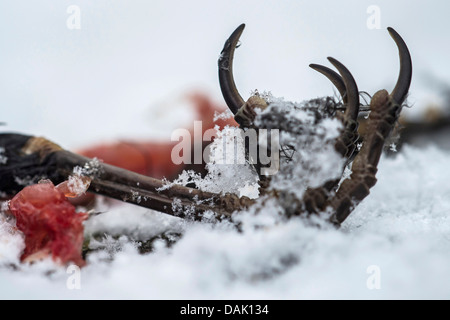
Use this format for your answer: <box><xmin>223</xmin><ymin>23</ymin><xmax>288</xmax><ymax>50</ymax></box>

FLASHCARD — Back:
<box><xmin>200</xmin><ymin>126</ymin><xmax>259</xmax><ymax>196</ymax></box>
<box><xmin>254</xmin><ymin>97</ymin><xmax>344</xmax><ymax>198</ymax></box>
<box><xmin>161</xmin><ymin>126</ymin><xmax>259</xmax><ymax>198</ymax></box>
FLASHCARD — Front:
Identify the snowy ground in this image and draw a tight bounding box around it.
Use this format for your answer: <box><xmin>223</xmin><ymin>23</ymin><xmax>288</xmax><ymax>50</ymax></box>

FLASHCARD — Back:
<box><xmin>1</xmin><ymin>143</ymin><xmax>450</xmax><ymax>299</ymax></box>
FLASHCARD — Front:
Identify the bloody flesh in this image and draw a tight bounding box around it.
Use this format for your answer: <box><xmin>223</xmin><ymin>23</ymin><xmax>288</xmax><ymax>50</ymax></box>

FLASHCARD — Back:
<box><xmin>8</xmin><ymin>181</ymin><xmax>87</xmax><ymax>266</ymax></box>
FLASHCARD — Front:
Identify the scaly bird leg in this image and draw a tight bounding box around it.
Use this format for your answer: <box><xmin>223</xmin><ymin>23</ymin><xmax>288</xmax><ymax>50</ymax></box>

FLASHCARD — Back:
<box><xmin>301</xmin><ymin>57</ymin><xmax>360</xmax><ymax>214</ymax></box>
<box><xmin>328</xmin><ymin>27</ymin><xmax>412</xmax><ymax>224</ymax></box>
<box><xmin>0</xmin><ymin>133</ymin><xmax>254</xmax><ymax>220</ymax></box>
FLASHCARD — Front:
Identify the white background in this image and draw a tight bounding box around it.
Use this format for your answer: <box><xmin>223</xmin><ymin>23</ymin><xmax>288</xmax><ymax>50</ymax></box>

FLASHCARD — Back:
<box><xmin>1</xmin><ymin>0</ymin><xmax>448</xmax><ymax>148</ymax></box>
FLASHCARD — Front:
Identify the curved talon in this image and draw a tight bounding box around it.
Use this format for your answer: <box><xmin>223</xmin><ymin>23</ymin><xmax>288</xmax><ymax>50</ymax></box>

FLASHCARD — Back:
<box><xmin>309</xmin><ymin>64</ymin><xmax>347</xmax><ymax>104</ymax></box>
<box><xmin>218</xmin><ymin>24</ymin><xmax>246</xmax><ymax>114</ymax></box>
<box><xmin>327</xmin><ymin>57</ymin><xmax>360</xmax><ymax>123</ymax></box>
<box><xmin>388</xmin><ymin>27</ymin><xmax>412</xmax><ymax>105</ymax></box>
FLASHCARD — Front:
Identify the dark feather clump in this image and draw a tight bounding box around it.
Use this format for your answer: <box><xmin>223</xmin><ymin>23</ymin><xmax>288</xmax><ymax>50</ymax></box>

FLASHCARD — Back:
<box><xmin>0</xmin><ymin>133</ymin><xmax>58</xmax><ymax>197</ymax></box>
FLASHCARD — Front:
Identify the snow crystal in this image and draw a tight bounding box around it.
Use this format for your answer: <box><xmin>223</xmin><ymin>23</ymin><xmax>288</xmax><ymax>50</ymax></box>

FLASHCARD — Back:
<box><xmin>130</xmin><ymin>190</ymin><xmax>142</xmax><ymax>204</ymax></box>
<box><xmin>67</xmin><ymin>175</ymin><xmax>90</xmax><ymax>196</ymax></box>
<box><xmin>389</xmin><ymin>143</ymin><xmax>397</xmax><ymax>152</ymax></box>
<box><xmin>74</xmin><ymin>158</ymin><xmax>103</xmax><ymax>178</ymax></box>
<box><xmin>171</xmin><ymin>198</ymin><xmax>183</xmax><ymax>215</ymax></box>
<box><xmin>158</xmin><ymin>171</ymin><xmax>199</xmax><ymax>192</ymax></box>
<box><xmin>250</xmin><ymin>90</ymin><xmax>274</xmax><ymax>104</ymax></box>
<box><xmin>213</xmin><ymin>109</ymin><xmax>234</xmax><ymax>122</ymax></box>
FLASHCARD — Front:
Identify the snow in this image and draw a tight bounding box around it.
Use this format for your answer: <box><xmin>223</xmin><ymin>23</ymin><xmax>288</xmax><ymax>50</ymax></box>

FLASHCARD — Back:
<box><xmin>0</xmin><ymin>215</ymin><xmax>23</xmax><ymax>264</ymax></box>
<box><xmin>1</xmin><ymin>144</ymin><xmax>450</xmax><ymax>299</ymax></box>
<box><xmin>66</xmin><ymin>174</ymin><xmax>91</xmax><ymax>197</ymax></box>
<box><xmin>0</xmin><ymin>147</ymin><xmax>7</xmax><ymax>165</ymax></box>
<box><xmin>255</xmin><ymin>97</ymin><xmax>345</xmax><ymax>197</ymax></box>
<box><xmin>1</xmin><ymin>0</ymin><xmax>450</xmax><ymax>300</ymax></box>
<box><xmin>161</xmin><ymin>125</ymin><xmax>260</xmax><ymax>198</ymax></box>
<box><xmin>84</xmin><ymin>200</ymin><xmax>184</xmax><ymax>242</ymax></box>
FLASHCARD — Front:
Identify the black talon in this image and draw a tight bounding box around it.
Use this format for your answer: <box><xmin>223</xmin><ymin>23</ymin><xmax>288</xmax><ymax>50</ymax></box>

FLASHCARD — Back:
<box><xmin>309</xmin><ymin>63</ymin><xmax>347</xmax><ymax>104</ymax></box>
<box><xmin>218</xmin><ymin>24</ymin><xmax>246</xmax><ymax>115</ymax></box>
<box><xmin>387</xmin><ymin>27</ymin><xmax>412</xmax><ymax>105</ymax></box>
<box><xmin>327</xmin><ymin>57</ymin><xmax>360</xmax><ymax>123</ymax></box>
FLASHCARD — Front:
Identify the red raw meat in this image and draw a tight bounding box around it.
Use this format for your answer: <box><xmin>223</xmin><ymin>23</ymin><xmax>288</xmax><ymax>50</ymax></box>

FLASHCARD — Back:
<box><xmin>9</xmin><ymin>180</ymin><xmax>88</xmax><ymax>266</ymax></box>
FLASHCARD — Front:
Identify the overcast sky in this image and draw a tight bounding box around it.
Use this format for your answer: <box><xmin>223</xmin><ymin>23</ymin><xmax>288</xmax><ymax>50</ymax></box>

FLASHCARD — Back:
<box><xmin>0</xmin><ymin>0</ymin><xmax>448</xmax><ymax>148</ymax></box>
